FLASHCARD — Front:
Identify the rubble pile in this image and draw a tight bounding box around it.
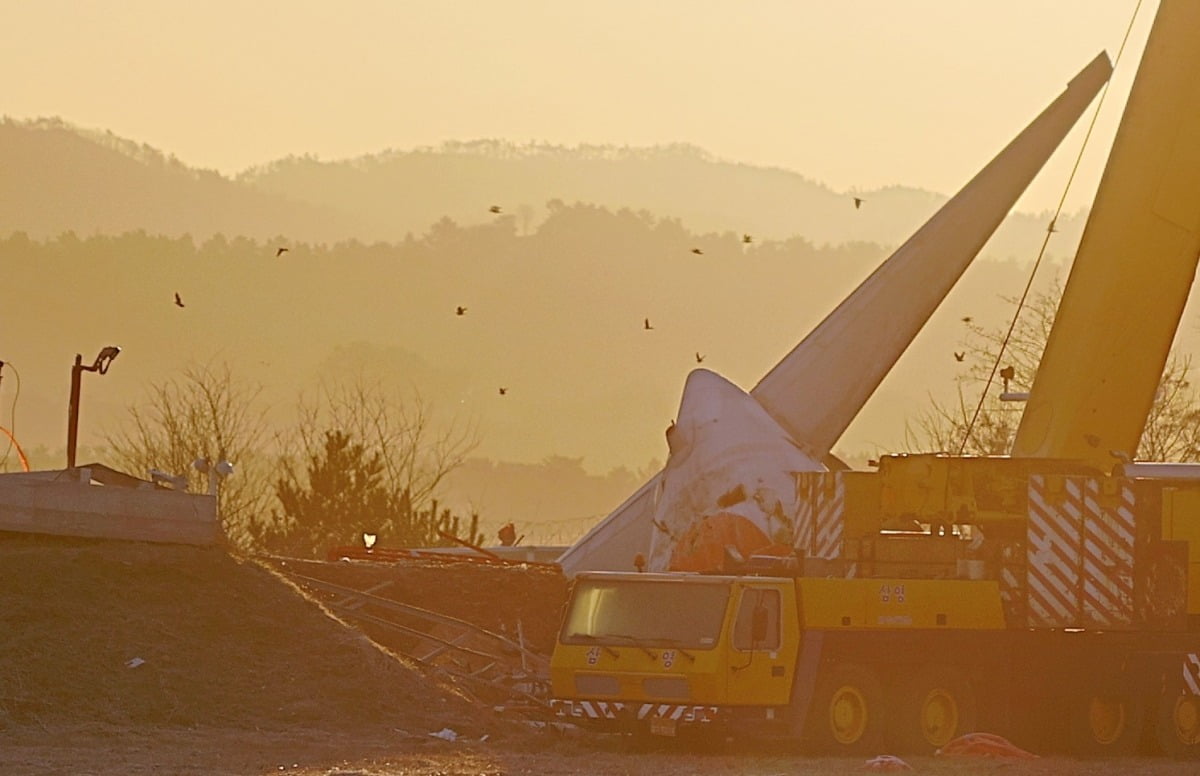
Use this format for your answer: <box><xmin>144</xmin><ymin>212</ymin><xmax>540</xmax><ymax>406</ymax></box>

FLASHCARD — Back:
<box><xmin>266</xmin><ymin>555</ymin><xmax>569</xmax><ymax>655</ymax></box>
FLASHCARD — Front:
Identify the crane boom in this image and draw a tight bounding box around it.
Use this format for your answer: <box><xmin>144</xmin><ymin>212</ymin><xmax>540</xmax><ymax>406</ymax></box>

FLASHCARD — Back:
<box><xmin>1012</xmin><ymin>0</ymin><xmax>1200</xmax><ymax>468</ymax></box>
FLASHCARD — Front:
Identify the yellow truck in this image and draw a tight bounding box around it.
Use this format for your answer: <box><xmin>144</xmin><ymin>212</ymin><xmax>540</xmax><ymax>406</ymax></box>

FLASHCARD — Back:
<box><xmin>554</xmin><ymin>0</ymin><xmax>1200</xmax><ymax>758</ymax></box>
<box><xmin>550</xmin><ymin>454</ymin><xmax>1200</xmax><ymax>757</ymax></box>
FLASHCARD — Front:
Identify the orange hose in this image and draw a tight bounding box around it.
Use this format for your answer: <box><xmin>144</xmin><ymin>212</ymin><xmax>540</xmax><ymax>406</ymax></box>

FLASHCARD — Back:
<box><xmin>0</xmin><ymin>425</ymin><xmax>30</xmax><ymax>472</ymax></box>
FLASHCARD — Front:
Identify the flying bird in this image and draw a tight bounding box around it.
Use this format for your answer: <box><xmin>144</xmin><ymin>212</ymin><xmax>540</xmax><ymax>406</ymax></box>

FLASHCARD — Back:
<box><xmin>456</xmin><ymin>306</ymin><xmax>467</xmax><ymax>316</ymax></box>
<box><xmin>489</xmin><ymin>205</ymin><xmax>502</xmax><ymax>214</ymax></box>
<box><xmin>853</xmin><ymin>197</ymin><xmax>864</xmax><ymax>210</ymax></box>
<box><xmin>961</xmin><ymin>316</ymin><xmax>973</xmax><ymax>324</ymax></box>
<box><xmin>644</xmin><ymin>318</ymin><xmax>654</xmax><ymax>330</ymax></box>
<box><xmin>953</xmin><ymin>351</ymin><xmax>965</xmax><ymax>362</ymax></box>
<box><xmin>695</xmin><ymin>352</ymin><xmax>705</xmax><ymax>363</ymax></box>
<box><xmin>742</xmin><ymin>234</ymin><xmax>753</xmax><ymax>244</ymax></box>
<box><xmin>690</xmin><ymin>248</ymin><xmax>704</xmax><ymax>255</ymax></box>
<box><xmin>174</xmin><ymin>292</ymin><xmax>185</xmax><ymax>308</ymax></box>
<box><xmin>498</xmin><ymin>387</ymin><xmax>508</xmax><ymax>396</ymax></box>
<box><xmin>276</xmin><ymin>247</ymin><xmax>289</xmax><ymax>257</ymax></box>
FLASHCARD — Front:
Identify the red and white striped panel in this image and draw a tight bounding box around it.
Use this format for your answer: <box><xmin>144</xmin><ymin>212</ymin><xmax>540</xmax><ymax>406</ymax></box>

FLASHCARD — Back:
<box><xmin>793</xmin><ymin>472</ymin><xmax>845</xmax><ymax>560</ymax></box>
<box><xmin>1078</xmin><ymin>478</ymin><xmax>1135</xmax><ymax>628</ymax></box>
<box><xmin>636</xmin><ymin>704</ymin><xmax>718</xmax><ymax>722</ymax></box>
<box><xmin>793</xmin><ymin>472</ymin><xmax>818</xmax><ymax>553</ymax></box>
<box><xmin>1026</xmin><ymin>474</ymin><xmax>1085</xmax><ymax>628</ymax></box>
<box><xmin>1026</xmin><ymin>476</ymin><xmax>1136</xmax><ymax>629</ymax></box>
<box><xmin>1185</xmin><ymin>653</ymin><xmax>1200</xmax><ymax>697</ymax></box>
<box><xmin>550</xmin><ymin>700</ymin><xmax>717</xmax><ymax>723</ymax></box>
<box><xmin>999</xmin><ymin>564</ymin><xmax>1023</xmax><ymax>617</ymax></box>
<box><xmin>551</xmin><ymin>699</ymin><xmax>621</xmax><ymax>720</ymax></box>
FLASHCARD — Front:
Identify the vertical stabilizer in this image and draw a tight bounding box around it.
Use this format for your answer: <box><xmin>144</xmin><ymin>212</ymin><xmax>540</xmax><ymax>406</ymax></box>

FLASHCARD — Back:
<box><xmin>750</xmin><ymin>53</ymin><xmax>1112</xmax><ymax>458</ymax></box>
<box><xmin>1012</xmin><ymin>1</ymin><xmax>1200</xmax><ymax>468</ymax></box>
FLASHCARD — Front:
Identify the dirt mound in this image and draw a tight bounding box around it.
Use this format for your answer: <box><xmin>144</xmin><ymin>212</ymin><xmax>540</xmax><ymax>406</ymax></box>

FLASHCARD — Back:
<box><xmin>0</xmin><ymin>533</ymin><xmax>504</xmax><ymax>739</ymax></box>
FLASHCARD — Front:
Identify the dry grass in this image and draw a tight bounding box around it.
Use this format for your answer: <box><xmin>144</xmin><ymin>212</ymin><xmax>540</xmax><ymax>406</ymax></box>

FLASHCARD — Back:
<box><xmin>3</xmin><ymin>730</ymin><xmax>1198</xmax><ymax>776</ymax></box>
<box><xmin>2</xmin><ymin>533</ymin><xmax>1195</xmax><ymax>775</ymax></box>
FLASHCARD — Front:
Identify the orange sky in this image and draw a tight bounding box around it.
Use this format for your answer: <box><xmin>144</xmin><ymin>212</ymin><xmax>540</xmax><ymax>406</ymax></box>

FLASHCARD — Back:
<box><xmin>4</xmin><ymin>1</ymin><xmax>1153</xmax><ymax>212</ymax></box>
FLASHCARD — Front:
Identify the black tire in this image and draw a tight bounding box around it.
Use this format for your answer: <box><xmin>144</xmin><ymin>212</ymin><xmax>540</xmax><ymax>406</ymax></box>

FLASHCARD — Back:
<box><xmin>1067</xmin><ymin>684</ymin><xmax>1144</xmax><ymax>756</ymax></box>
<box><xmin>803</xmin><ymin>663</ymin><xmax>886</xmax><ymax>755</ymax></box>
<box><xmin>1154</xmin><ymin>692</ymin><xmax>1200</xmax><ymax>759</ymax></box>
<box><xmin>888</xmin><ymin>664</ymin><xmax>977</xmax><ymax>754</ymax></box>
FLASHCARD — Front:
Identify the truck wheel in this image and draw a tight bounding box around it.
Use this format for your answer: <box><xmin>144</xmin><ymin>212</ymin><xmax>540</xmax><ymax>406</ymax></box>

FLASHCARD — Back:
<box><xmin>889</xmin><ymin>665</ymin><xmax>976</xmax><ymax>753</ymax></box>
<box><xmin>1155</xmin><ymin>692</ymin><xmax>1200</xmax><ymax>759</ymax></box>
<box><xmin>1068</xmin><ymin>685</ymin><xmax>1143</xmax><ymax>756</ymax></box>
<box><xmin>804</xmin><ymin>663</ymin><xmax>885</xmax><ymax>754</ymax></box>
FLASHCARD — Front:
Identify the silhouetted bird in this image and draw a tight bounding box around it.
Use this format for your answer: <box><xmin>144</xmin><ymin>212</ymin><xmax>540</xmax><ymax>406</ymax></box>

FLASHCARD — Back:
<box><xmin>954</xmin><ymin>351</ymin><xmax>965</xmax><ymax>362</ymax></box>
<box><xmin>690</xmin><ymin>248</ymin><xmax>703</xmax><ymax>255</ymax></box>
<box><xmin>456</xmin><ymin>306</ymin><xmax>467</xmax><ymax>316</ymax></box>
<box><xmin>489</xmin><ymin>205</ymin><xmax>502</xmax><ymax>214</ymax></box>
<box><xmin>174</xmin><ymin>292</ymin><xmax>185</xmax><ymax>308</ymax></box>
<box><xmin>961</xmin><ymin>316</ymin><xmax>973</xmax><ymax>323</ymax></box>
<box><xmin>644</xmin><ymin>318</ymin><xmax>654</xmax><ymax>330</ymax></box>
<box><xmin>742</xmin><ymin>234</ymin><xmax>753</xmax><ymax>244</ymax></box>
<box><xmin>695</xmin><ymin>352</ymin><xmax>705</xmax><ymax>363</ymax></box>
<box><xmin>1048</xmin><ymin>218</ymin><xmax>1059</xmax><ymax>234</ymax></box>
<box><xmin>276</xmin><ymin>247</ymin><xmax>289</xmax><ymax>257</ymax></box>
<box><xmin>853</xmin><ymin>197</ymin><xmax>864</xmax><ymax>209</ymax></box>
<box><xmin>498</xmin><ymin>387</ymin><xmax>508</xmax><ymax>396</ymax></box>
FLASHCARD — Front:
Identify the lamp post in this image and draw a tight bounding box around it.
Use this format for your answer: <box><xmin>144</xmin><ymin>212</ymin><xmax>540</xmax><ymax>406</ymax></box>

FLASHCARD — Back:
<box><xmin>67</xmin><ymin>346</ymin><xmax>120</xmax><ymax>468</ymax></box>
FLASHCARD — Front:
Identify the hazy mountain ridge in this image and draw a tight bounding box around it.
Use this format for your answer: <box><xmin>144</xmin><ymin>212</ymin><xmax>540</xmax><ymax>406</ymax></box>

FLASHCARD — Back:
<box><xmin>3</xmin><ymin>118</ymin><xmax>1087</xmax><ymax>256</ymax></box>
<box><xmin>0</xmin><ymin>118</ymin><xmax>363</xmax><ymax>242</ymax></box>
<box><xmin>242</xmin><ymin>138</ymin><xmax>1088</xmax><ymax>256</ymax></box>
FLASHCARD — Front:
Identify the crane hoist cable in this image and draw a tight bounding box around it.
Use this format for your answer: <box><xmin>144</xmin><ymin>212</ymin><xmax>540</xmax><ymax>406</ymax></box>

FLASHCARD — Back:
<box><xmin>957</xmin><ymin>0</ymin><xmax>1148</xmax><ymax>455</ymax></box>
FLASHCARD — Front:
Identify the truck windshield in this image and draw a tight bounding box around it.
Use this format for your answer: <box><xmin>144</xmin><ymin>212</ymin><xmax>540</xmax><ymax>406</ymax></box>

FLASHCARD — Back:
<box><xmin>560</xmin><ymin>579</ymin><xmax>731</xmax><ymax>649</ymax></box>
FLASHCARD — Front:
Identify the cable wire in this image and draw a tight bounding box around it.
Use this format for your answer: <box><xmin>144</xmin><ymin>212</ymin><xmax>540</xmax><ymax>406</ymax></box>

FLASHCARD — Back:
<box><xmin>957</xmin><ymin>0</ymin><xmax>1146</xmax><ymax>455</ymax></box>
<box><xmin>0</xmin><ymin>361</ymin><xmax>29</xmax><ymax>471</ymax></box>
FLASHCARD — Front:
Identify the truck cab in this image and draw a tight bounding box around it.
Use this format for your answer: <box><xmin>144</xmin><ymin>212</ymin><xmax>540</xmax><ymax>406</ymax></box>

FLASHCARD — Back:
<box><xmin>550</xmin><ymin>572</ymin><xmax>800</xmax><ymax>736</ymax></box>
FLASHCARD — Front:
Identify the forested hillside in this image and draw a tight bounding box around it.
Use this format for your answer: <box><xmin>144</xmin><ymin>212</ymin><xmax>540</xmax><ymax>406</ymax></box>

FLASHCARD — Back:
<box><xmin>1</xmin><ymin>117</ymin><xmax>1099</xmax><ymax>536</ymax></box>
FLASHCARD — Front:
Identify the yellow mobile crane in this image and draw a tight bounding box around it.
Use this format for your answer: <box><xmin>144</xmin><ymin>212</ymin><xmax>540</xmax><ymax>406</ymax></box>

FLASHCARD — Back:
<box><xmin>550</xmin><ymin>0</ymin><xmax>1200</xmax><ymax>757</ymax></box>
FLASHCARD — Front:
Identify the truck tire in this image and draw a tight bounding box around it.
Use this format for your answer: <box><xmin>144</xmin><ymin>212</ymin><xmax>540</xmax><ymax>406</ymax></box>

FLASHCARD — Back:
<box><xmin>1067</xmin><ymin>684</ymin><xmax>1144</xmax><ymax>756</ymax></box>
<box><xmin>889</xmin><ymin>665</ymin><xmax>976</xmax><ymax>753</ymax></box>
<box><xmin>1155</xmin><ymin>692</ymin><xmax>1200</xmax><ymax>759</ymax></box>
<box><xmin>804</xmin><ymin>663</ymin><xmax>885</xmax><ymax>754</ymax></box>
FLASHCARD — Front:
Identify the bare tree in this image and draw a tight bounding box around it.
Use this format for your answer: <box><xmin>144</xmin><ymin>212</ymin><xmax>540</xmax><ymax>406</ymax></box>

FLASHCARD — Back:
<box><xmin>292</xmin><ymin>376</ymin><xmax>480</xmax><ymax>509</ymax></box>
<box><xmin>907</xmin><ymin>282</ymin><xmax>1055</xmax><ymax>456</ymax></box>
<box><xmin>104</xmin><ymin>362</ymin><xmax>275</xmax><ymax>549</ymax></box>
<box><xmin>255</xmin><ymin>374</ymin><xmax>482</xmax><ymax>556</ymax></box>
<box><xmin>908</xmin><ymin>280</ymin><xmax>1200</xmax><ymax>462</ymax></box>
<box><xmin>1138</xmin><ymin>352</ymin><xmax>1200</xmax><ymax>461</ymax></box>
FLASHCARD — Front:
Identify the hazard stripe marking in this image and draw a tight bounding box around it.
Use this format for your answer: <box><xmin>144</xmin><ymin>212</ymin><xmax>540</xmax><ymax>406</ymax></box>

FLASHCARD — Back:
<box><xmin>1027</xmin><ymin>475</ymin><xmax>1083</xmax><ymax>627</ymax></box>
<box><xmin>552</xmin><ymin>700</ymin><xmax>718</xmax><ymax>723</ymax></box>
<box><xmin>793</xmin><ymin>472</ymin><xmax>846</xmax><ymax>563</ymax></box>
<box><xmin>1025</xmin><ymin>475</ymin><xmax>1138</xmax><ymax>629</ymax></box>
<box><xmin>1186</xmin><ymin>654</ymin><xmax>1200</xmax><ymax>697</ymax></box>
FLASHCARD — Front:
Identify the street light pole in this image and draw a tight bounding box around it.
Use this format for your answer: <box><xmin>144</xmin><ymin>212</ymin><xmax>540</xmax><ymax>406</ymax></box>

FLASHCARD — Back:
<box><xmin>66</xmin><ymin>346</ymin><xmax>120</xmax><ymax>469</ymax></box>
<box><xmin>67</xmin><ymin>354</ymin><xmax>84</xmax><ymax>469</ymax></box>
